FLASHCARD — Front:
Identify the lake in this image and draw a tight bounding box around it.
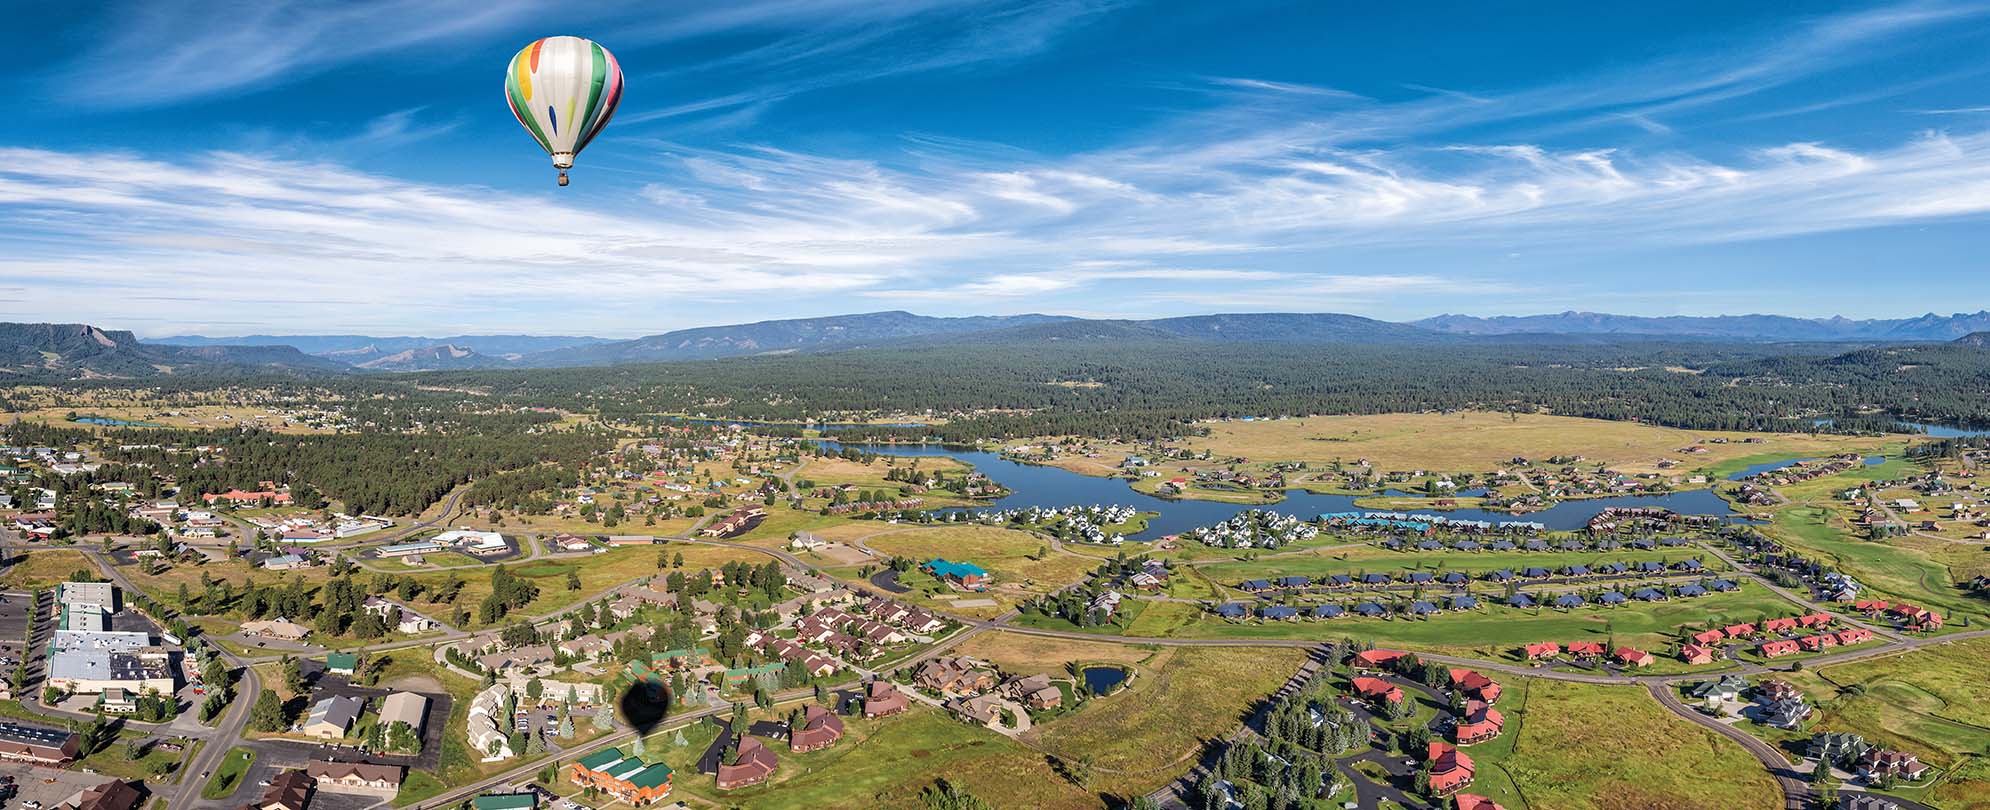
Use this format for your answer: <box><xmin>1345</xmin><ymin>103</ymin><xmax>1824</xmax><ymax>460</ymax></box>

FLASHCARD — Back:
<box><xmin>818</xmin><ymin>441</ymin><xmax>1734</xmax><ymax>539</ymax></box>
<box><xmin>72</xmin><ymin>416</ymin><xmax>163</xmax><ymax>427</ymax></box>
<box><xmin>669</xmin><ymin>416</ymin><xmax>929</xmax><ymax>431</ymax></box>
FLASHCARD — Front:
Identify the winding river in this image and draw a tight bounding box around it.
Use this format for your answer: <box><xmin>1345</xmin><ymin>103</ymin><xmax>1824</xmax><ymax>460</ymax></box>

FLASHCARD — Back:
<box><xmin>818</xmin><ymin>441</ymin><xmax>1737</xmax><ymax>540</ymax></box>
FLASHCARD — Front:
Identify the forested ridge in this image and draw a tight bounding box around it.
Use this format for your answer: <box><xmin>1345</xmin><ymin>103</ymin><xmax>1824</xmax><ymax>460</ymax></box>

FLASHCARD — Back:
<box><xmin>406</xmin><ymin>338</ymin><xmax>1990</xmax><ymax>440</ymax></box>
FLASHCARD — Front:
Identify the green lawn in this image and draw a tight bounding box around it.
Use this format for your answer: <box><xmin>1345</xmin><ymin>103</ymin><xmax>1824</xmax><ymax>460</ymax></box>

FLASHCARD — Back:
<box><xmin>1487</xmin><ymin>680</ymin><xmax>1780</xmax><ymax>810</ymax></box>
<box><xmin>201</xmin><ymin>747</ymin><xmax>256</xmax><ymax>800</ymax></box>
<box><xmin>1767</xmin><ymin>505</ymin><xmax>1987</xmax><ymax>622</ymax></box>
<box><xmin>631</xmin><ymin>707</ymin><xmax>1103</xmax><ymax>810</ymax></box>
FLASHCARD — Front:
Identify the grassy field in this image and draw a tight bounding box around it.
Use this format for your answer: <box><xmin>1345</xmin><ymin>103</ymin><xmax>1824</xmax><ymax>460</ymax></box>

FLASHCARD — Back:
<box><xmin>858</xmin><ymin>525</ymin><xmax>1099</xmax><ymax>614</ymax></box>
<box><xmin>954</xmin><ymin>630</ymin><xmax>1162</xmax><ymax>675</ymax></box>
<box><xmin>0</xmin><ymin>549</ymin><xmax>97</xmax><ymax>590</ymax></box>
<box><xmin>201</xmin><ymin>747</ymin><xmax>257</xmax><ymax>799</ymax></box>
<box><xmin>1765</xmin><ymin>504</ymin><xmax>1989</xmax><ymax>622</ymax></box>
<box><xmin>1183</xmin><ymin>412</ymin><xmax>1902</xmax><ymax>476</ymax></box>
<box><xmin>1026</xmin><ymin>646</ymin><xmax>1310</xmax><ymax>797</ymax></box>
<box><xmin>396</xmin><ymin>543</ymin><xmax>766</xmax><ymax>629</ymax></box>
<box><xmin>1813</xmin><ymin>639</ymin><xmax>1990</xmax><ymax>758</ymax></box>
<box><xmin>627</xmin><ymin>705</ymin><xmax>1102</xmax><ymax>810</ymax></box>
<box><xmin>1491</xmin><ymin>680</ymin><xmax>1780</xmax><ymax>810</ymax></box>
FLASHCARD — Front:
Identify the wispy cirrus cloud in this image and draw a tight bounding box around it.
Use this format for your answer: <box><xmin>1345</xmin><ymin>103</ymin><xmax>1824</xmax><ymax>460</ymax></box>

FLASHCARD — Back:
<box><xmin>60</xmin><ymin>0</ymin><xmax>554</xmax><ymax>108</ymax></box>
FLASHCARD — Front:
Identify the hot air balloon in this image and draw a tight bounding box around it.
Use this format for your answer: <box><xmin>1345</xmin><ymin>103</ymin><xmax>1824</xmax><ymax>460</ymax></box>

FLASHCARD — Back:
<box><xmin>504</xmin><ymin>36</ymin><xmax>623</xmax><ymax>186</ymax></box>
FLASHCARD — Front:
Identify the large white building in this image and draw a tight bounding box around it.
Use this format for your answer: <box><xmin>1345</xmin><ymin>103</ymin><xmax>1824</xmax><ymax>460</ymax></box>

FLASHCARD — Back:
<box><xmin>47</xmin><ymin>630</ymin><xmax>174</xmax><ymax>696</ymax></box>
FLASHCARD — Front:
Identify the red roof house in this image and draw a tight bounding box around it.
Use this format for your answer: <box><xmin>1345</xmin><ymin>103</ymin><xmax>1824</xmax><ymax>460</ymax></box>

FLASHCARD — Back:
<box><xmin>1352</xmin><ymin>649</ymin><xmax>1410</xmax><ymax>670</ymax></box>
<box><xmin>1564</xmin><ymin>641</ymin><xmax>1605</xmax><ymax>658</ymax></box>
<box><xmin>1454</xmin><ymin>794</ymin><xmax>1506</xmax><ymax>810</ymax></box>
<box><xmin>1690</xmin><ymin>629</ymin><xmax>1726</xmax><ymax>646</ymax></box>
<box><xmin>1426</xmin><ymin>741</ymin><xmax>1477</xmax><ymax>795</ymax></box>
<box><xmin>1453</xmin><ymin>700</ymin><xmax>1505</xmax><ymax>745</ymax></box>
<box><xmin>1351</xmin><ymin>676</ymin><xmax>1405</xmax><ymax>706</ymax></box>
<box><xmin>1759</xmin><ymin>639</ymin><xmax>1801</xmax><ymax>658</ymax></box>
<box><xmin>1722</xmin><ymin>622</ymin><xmax>1758</xmax><ymax>638</ymax></box>
<box><xmin>1448</xmin><ymin>669</ymin><xmax>1502</xmax><ymax>704</ymax></box>
<box><xmin>1521</xmin><ymin>641</ymin><xmax>1560</xmax><ymax>660</ymax></box>
<box><xmin>1835</xmin><ymin>628</ymin><xmax>1874</xmax><ymax>645</ymax></box>
<box><xmin>1679</xmin><ymin>643</ymin><xmax>1715</xmax><ymax>665</ymax></box>
<box><xmin>1613</xmin><ymin>647</ymin><xmax>1654</xmax><ymax>668</ymax></box>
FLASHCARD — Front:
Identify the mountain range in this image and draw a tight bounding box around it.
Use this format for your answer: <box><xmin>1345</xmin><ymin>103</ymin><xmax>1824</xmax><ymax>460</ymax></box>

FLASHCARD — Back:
<box><xmin>6</xmin><ymin>309</ymin><xmax>1987</xmax><ymax>378</ymax></box>
<box><xmin>1414</xmin><ymin>311</ymin><xmax>1990</xmax><ymax>341</ymax></box>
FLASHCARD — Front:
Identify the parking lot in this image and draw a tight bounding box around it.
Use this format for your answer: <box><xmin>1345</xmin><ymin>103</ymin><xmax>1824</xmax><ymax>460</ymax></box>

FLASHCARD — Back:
<box><xmin>0</xmin><ymin>763</ymin><xmax>135</xmax><ymax>810</ymax></box>
<box><xmin>224</xmin><ymin>753</ymin><xmax>377</xmax><ymax>810</ymax></box>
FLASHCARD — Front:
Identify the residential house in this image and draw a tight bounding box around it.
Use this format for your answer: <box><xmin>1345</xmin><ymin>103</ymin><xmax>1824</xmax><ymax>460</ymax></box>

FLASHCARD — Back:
<box><xmin>1004</xmin><ymin>674</ymin><xmax>1062</xmax><ymax>710</ymax></box>
<box><xmin>789</xmin><ymin>705</ymin><xmax>844</xmax><ymax>752</ymax></box>
<box><xmin>1759</xmin><ymin>640</ymin><xmax>1802</xmax><ymax>658</ymax></box>
<box><xmin>1856</xmin><ymin>750</ymin><xmax>1930</xmax><ymax>782</ymax></box>
<box><xmin>1613</xmin><ymin>647</ymin><xmax>1654</xmax><ymax>668</ymax></box>
<box><xmin>252</xmin><ymin>769</ymin><xmax>315</xmax><ymax>810</ymax></box>
<box><xmin>863</xmin><ymin>681</ymin><xmax>910</xmax><ymax>718</ymax></box>
<box><xmin>1426</xmin><ymin>741</ymin><xmax>1477</xmax><ymax>795</ymax></box>
<box><xmin>1351</xmin><ymin>676</ymin><xmax>1405</xmax><ymax>706</ymax></box>
<box><xmin>1351</xmin><ymin>649</ymin><xmax>1409</xmax><ymax>670</ymax></box>
<box><xmin>1453</xmin><ymin>700</ymin><xmax>1504</xmax><ymax>745</ymax></box>
<box><xmin>715</xmin><ymin>736</ymin><xmax>779</xmax><ymax>790</ymax></box>
<box><xmin>1448</xmin><ymin>669</ymin><xmax>1502</xmax><ymax>704</ymax></box>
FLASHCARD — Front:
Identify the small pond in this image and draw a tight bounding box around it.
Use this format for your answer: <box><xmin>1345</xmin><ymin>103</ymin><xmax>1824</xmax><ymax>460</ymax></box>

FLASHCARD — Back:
<box><xmin>1082</xmin><ymin>666</ymin><xmax>1129</xmax><ymax>695</ymax></box>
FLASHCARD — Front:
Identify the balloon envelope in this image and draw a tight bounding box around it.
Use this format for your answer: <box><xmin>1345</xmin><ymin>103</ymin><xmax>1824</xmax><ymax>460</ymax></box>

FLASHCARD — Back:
<box><xmin>505</xmin><ymin>36</ymin><xmax>623</xmax><ymax>182</ymax></box>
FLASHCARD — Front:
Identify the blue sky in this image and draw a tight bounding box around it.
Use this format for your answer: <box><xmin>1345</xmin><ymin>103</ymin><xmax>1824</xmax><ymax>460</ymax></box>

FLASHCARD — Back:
<box><xmin>3</xmin><ymin>0</ymin><xmax>1990</xmax><ymax>337</ymax></box>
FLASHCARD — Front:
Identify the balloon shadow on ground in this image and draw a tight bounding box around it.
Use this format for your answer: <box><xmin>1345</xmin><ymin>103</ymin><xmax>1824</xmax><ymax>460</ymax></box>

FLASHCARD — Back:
<box><xmin>620</xmin><ymin>680</ymin><xmax>671</xmax><ymax>738</ymax></box>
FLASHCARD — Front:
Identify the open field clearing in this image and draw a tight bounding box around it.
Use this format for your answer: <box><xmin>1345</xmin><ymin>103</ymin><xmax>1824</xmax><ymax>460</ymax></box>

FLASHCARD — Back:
<box><xmin>1183</xmin><ymin>412</ymin><xmax>1903</xmax><ymax>476</ymax></box>
<box><xmin>955</xmin><ymin>629</ymin><xmax>1161</xmax><ymax>674</ymax></box>
<box><xmin>1766</xmin><ymin>505</ymin><xmax>1989</xmax><ymax>622</ymax></box>
<box><xmin>0</xmin><ymin>549</ymin><xmax>97</xmax><ymax>590</ymax></box>
<box><xmin>1492</xmin><ymin>679</ymin><xmax>1781</xmax><ymax>809</ymax></box>
<box><xmin>862</xmin><ymin>525</ymin><xmax>1098</xmax><ymax>598</ymax></box>
<box><xmin>631</xmin><ymin>705</ymin><xmax>1101</xmax><ymax>810</ymax></box>
<box><xmin>1026</xmin><ymin>646</ymin><xmax>1310</xmax><ymax>797</ymax></box>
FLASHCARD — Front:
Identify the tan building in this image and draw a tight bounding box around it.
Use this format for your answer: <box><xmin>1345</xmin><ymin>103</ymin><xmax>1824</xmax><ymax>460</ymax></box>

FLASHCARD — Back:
<box><xmin>306</xmin><ymin>761</ymin><xmax>405</xmax><ymax>795</ymax></box>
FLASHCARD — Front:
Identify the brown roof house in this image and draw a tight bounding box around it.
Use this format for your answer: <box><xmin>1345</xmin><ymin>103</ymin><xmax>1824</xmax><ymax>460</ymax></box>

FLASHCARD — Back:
<box><xmin>306</xmin><ymin>761</ymin><xmax>405</xmax><ymax>796</ymax></box>
<box><xmin>58</xmin><ymin>780</ymin><xmax>143</xmax><ymax>810</ymax></box>
<box><xmin>715</xmin><ymin>736</ymin><xmax>779</xmax><ymax>790</ymax></box>
<box><xmin>863</xmin><ymin>681</ymin><xmax>910</xmax><ymax>718</ymax></box>
<box><xmin>789</xmin><ymin>705</ymin><xmax>845</xmax><ymax>752</ymax></box>
<box><xmin>914</xmin><ymin>657</ymin><xmax>996</xmax><ymax>695</ymax></box>
<box><xmin>1003</xmin><ymin>674</ymin><xmax>1062</xmax><ymax>710</ymax></box>
<box><xmin>247</xmin><ymin>769</ymin><xmax>314</xmax><ymax>810</ymax></box>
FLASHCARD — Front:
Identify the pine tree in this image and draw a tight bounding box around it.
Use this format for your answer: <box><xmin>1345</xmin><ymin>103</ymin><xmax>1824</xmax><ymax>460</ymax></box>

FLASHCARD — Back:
<box><xmin>250</xmin><ymin>690</ymin><xmax>285</xmax><ymax>732</ymax></box>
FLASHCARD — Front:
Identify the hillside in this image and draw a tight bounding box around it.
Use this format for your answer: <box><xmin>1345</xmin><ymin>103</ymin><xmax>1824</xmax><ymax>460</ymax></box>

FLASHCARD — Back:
<box><xmin>351</xmin><ymin>344</ymin><xmax>510</xmax><ymax>371</ymax></box>
<box><xmin>0</xmin><ymin>323</ymin><xmax>338</xmax><ymax>377</ymax></box>
<box><xmin>148</xmin><ymin>333</ymin><xmax>605</xmax><ymax>359</ymax></box>
<box><xmin>1418</xmin><ymin>310</ymin><xmax>1990</xmax><ymax>341</ymax></box>
<box><xmin>517</xmin><ymin>311</ymin><xmax>1077</xmax><ymax>366</ymax></box>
